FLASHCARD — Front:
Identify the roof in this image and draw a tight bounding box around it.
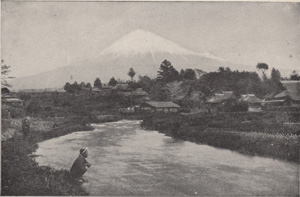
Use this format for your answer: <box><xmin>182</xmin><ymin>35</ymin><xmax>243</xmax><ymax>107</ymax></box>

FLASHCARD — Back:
<box><xmin>3</xmin><ymin>98</ymin><xmax>23</xmax><ymax>103</ymax></box>
<box><xmin>123</xmin><ymin>88</ymin><xmax>149</xmax><ymax>96</ymax></box>
<box><xmin>207</xmin><ymin>91</ymin><xmax>234</xmax><ymax>103</ymax></box>
<box><xmin>145</xmin><ymin>101</ymin><xmax>180</xmax><ymax>108</ymax></box>
<box><xmin>240</xmin><ymin>94</ymin><xmax>263</xmax><ymax>103</ymax></box>
<box><xmin>112</xmin><ymin>84</ymin><xmax>129</xmax><ymax>90</ymax></box>
<box><xmin>274</xmin><ymin>81</ymin><xmax>300</xmax><ymax>101</ymax></box>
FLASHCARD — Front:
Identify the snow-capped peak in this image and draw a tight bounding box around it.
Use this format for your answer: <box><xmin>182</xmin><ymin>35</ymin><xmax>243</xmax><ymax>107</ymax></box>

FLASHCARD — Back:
<box><xmin>98</xmin><ymin>29</ymin><xmax>197</xmax><ymax>57</ymax></box>
<box><xmin>96</xmin><ymin>29</ymin><xmax>225</xmax><ymax>61</ymax></box>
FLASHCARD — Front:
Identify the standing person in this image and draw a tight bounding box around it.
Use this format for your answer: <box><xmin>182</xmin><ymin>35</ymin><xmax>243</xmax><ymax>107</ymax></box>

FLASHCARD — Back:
<box><xmin>70</xmin><ymin>148</ymin><xmax>91</xmax><ymax>182</ymax></box>
<box><xmin>22</xmin><ymin>117</ymin><xmax>30</xmax><ymax>139</ymax></box>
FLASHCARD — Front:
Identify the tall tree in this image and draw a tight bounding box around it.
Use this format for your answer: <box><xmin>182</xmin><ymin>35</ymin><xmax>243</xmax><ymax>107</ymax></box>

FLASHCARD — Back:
<box><xmin>1</xmin><ymin>60</ymin><xmax>14</xmax><ymax>88</ymax></box>
<box><xmin>127</xmin><ymin>67</ymin><xmax>136</xmax><ymax>81</ymax></box>
<box><xmin>271</xmin><ymin>68</ymin><xmax>281</xmax><ymax>82</ymax></box>
<box><xmin>256</xmin><ymin>63</ymin><xmax>269</xmax><ymax>80</ymax></box>
<box><xmin>94</xmin><ymin>78</ymin><xmax>102</xmax><ymax>88</ymax></box>
<box><xmin>157</xmin><ymin>59</ymin><xmax>179</xmax><ymax>83</ymax></box>
<box><xmin>108</xmin><ymin>77</ymin><xmax>118</xmax><ymax>86</ymax></box>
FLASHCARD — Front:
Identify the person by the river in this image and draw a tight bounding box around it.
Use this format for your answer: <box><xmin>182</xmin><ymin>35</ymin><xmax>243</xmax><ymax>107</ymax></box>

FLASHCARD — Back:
<box><xmin>70</xmin><ymin>148</ymin><xmax>91</xmax><ymax>183</ymax></box>
<box><xmin>22</xmin><ymin>117</ymin><xmax>30</xmax><ymax>139</ymax></box>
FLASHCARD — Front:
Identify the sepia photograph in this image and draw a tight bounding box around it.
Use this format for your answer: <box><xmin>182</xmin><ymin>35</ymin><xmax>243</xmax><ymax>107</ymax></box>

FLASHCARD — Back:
<box><xmin>1</xmin><ymin>1</ymin><xmax>299</xmax><ymax>196</ymax></box>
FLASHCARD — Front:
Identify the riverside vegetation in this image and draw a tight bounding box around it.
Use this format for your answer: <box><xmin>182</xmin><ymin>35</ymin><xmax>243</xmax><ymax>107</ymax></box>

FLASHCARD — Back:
<box><xmin>141</xmin><ymin>111</ymin><xmax>300</xmax><ymax>163</ymax></box>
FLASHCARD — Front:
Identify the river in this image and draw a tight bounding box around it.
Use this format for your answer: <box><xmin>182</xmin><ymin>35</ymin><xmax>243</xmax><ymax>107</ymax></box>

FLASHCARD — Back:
<box><xmin>35</xmin><ymin>120</ymin><xmax>299</xmax><ymax>196</ymax></box>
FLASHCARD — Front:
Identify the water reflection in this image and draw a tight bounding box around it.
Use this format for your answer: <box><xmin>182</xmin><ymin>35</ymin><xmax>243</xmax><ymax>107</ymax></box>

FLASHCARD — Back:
<box><xmin>35</xmin><ymin>120</ymin><xmax>299</xmax><ymax>196</ymax></box>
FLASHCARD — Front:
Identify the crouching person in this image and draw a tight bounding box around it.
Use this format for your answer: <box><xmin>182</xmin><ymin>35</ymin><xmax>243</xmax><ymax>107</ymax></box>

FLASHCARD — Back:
<box><xmin>70</xmin><ymin>148</ymin><xmax>91</xmax><ymax>183</ymax></box>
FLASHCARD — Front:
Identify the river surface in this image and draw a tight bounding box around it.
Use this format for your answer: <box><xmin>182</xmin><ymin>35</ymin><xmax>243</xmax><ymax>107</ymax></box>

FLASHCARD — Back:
<box><xmin>35</xmin><ymin>120</ymin><xmax>299</xmax><ymax>196</ymax></box>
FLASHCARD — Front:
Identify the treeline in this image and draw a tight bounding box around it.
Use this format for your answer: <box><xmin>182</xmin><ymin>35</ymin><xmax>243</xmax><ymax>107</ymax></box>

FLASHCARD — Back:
<box><xmin>133</xmin><ymin>60</ymin><xmax>287</xmax><ymax>101</ymax></box>
<box><xmin>63</xmin><ymin>59</ymin><xmax>298</xmax><ymax>100</ymax></box>
<box><xmin>64</xmin><ymin>77</ymin><xmax>118</xmax><ymax>93</ymax></box>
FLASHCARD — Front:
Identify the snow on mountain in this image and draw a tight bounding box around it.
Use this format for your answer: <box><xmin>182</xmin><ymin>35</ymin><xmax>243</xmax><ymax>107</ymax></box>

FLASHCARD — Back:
<box><xmin>98</xmin><ymin>29</ymin><xmax>224</xmax><ymax>61</ymax></box>
<box><xmin>11</xmin><ymin>29</ymin><xmax>237</xmax><ymax>90</ymax></box>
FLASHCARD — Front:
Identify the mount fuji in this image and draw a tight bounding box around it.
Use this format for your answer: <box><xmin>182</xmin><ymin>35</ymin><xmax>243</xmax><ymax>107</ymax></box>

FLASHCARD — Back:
<box><xmin>11</xmin><ymin>29</ymin><xmax>241</xmax><ymax>90</ymax></box>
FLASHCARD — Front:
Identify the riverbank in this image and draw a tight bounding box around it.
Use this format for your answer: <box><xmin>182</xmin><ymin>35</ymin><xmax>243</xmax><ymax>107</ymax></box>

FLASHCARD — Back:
<box><xmin>141</xmin><ymin>112</ymin><xmax>300</xmax><ymax>163</ymax></box>
<box><xmin>1</xmin><ymin>117</ymin><xmax>94</xmax><ymax>195</ymax></box>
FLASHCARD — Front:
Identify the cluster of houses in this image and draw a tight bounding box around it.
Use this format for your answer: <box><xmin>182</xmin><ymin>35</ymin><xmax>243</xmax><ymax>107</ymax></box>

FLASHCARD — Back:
<box><xmin>207</xmin><ymin>80</ymin><xmax>300</xmax><ymax>113</ymax></box>
<box><xmin>2</xmin><ymin>81</ymin><xmax>300</xmax><ymax>115</ymax></box>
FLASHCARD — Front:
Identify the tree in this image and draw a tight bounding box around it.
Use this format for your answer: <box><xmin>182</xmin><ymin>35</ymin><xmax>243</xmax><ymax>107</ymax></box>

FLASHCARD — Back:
<box><xmin>70</xmin><ymin>81</ymin><xmax>79</xmax><ymax>93</ymax></box>
<box><xmin>85</xmin><ymin>82</ymin><xmax>92</xmax><ymax>89</ymax></box>
<box><xmin>150</xmin><ymin>83</ymin><xmax>170</xmax><ymax>101</ymax></box>
<box><xmin>157</xmin><ymin>59</ymin><xmax>179</xmax><ymax>83</ymax></box>
<box><xmin>137</xmin><ymin>75</ymin><xmax>155</xmax><ymax>92</ymax></box>
<box><xmin>271</xmin><ymin>68</ymin><xmax>281</xmax><ymax>82</ymax></box>
<box><xmin>182</xmin><ymin>69</ymin><xmax>196</xmax><ymax>80</ymax></box>
<box><xmin>256</xmin><ymin>63</ymin><xmax>269</xmax><ymax>80</ymax></box>
<box><xmin>127</xmin><ymin>67</ymin><xmax>136</xmax><ymax>81</ymax></box>
<box><xmin>94</xmin><ymin>78</ymin><xmax>102</xmax><ymax>88</ymax></box>
<box><xmin>108</xmin><ymin>77</ymin><xmax>118</xmax><ymax>86</ymax></box>
<box><xmin>64</xmin><ymin>82</ymin><xmax>72</xmax><ymax>93</ymax></box>
<box><xmin>1</xmin><ymin>60</ymin><xmax>14</xmax><ymax>88</ymax></box>
<box><xmin>194</xmin><ymin>69</ymin><xmax>206</xmax><ymax>79</ymax></box>
<box><xmin>290</xmin><ymin>70</ymin><xmax>300</xmax><ymax>80</ymax></box>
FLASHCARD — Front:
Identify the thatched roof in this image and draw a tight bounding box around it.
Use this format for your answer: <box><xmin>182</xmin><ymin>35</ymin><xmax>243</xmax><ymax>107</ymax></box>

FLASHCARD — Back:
<box><xmin>123</xmin><ymin>88</ymin><xmax>149</xmax><ymax>96</ymax></box>
<box><xmin>275</xmin><ymin>81</ymin><xmax>300</xmax><ymax>101</ymax></box>
<box><xmin>145</xmin><ymin>101</ymin><xmax>180</xmax><ymax>108</ymax></box>
<box><xmin>240</xmin><ymin>94</ymin><xmax>263</xmax><ymax>103</ymax></box>
<box><xmin>207</xmin><ymin>91</ymin><xmax>234</xmax><ymax>103</ymax></box>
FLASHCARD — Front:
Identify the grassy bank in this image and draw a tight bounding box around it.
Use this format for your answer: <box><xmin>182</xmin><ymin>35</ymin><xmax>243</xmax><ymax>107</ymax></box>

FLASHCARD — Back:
<box><xmin>1</xmin><ymin>117</ymin><xmax>93</xmax><ymax>196</ymax></box>
<box><xmin>141</xmin><ymin>113</ymin><xmax>300</xmax><ymax>163</ymax></box>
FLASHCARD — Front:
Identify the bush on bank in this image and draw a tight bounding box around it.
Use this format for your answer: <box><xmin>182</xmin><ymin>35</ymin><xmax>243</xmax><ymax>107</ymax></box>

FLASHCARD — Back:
<box><xmin>141</xmin><ymin>112</ymin><xmax>300</xmax><ymax>163</ymax></box>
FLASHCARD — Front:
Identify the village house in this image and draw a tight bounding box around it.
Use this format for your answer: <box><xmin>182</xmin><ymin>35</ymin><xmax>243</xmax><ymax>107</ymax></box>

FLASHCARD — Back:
<box><xmin>206</xmin><ymin>91</ymin><xmax>234</xmax><ymax>113</ymax></box>
<box><xmin>265</xmin><ymin>81</ymin><xmax>300</xmax><ymax>107</ymax></box>
<box><xmin>240</xmin><ymin>94</ymin><xmax>263</xmax><ymax>112</ymax></box>
<box><xmin>140</xmin><ymin>101</ymin><xmax>180</xmax><ymax>113</ymax></box>
<box><xmin>2</xmin><ymin>94</ymin><xmax>24</xmax><ymax>107</ymax></box>
<box><xmin>112</xmin><ymin>83</ymin><xmax>130</xmax><ymax>91</ymax></box>
<box><xmin>123</xmin><ymin>88</ymin><xmax>150</xmax><ymax>103</ymax></box>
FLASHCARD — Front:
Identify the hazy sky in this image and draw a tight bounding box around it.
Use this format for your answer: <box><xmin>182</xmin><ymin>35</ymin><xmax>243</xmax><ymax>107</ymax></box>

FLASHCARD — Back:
<box><xmin>2</xmin><ymin>1</ymin><xmax>300</xmax><ymax>78</ymax></box>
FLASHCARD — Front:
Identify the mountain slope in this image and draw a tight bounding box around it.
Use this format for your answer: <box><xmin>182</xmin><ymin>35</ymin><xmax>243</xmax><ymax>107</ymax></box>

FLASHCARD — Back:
<box><xmin>11</xmin><ymin>29</ymin><xmax>240</xmax><ymax>90</ymax></box>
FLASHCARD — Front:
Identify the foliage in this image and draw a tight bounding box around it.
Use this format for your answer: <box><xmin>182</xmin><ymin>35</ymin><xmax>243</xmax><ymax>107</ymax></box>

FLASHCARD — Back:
<box><xmin>127</xmin><ymin>67</ymin><xmax>136</xmax><ymax>81</ymax></box>
<box><xmin>179</xmin><ymin>69</ymin><xmax>196</xmax><ymax>80</ymax></box>
<box><xmin>221</xmin><ymin>99</ymin><xmax>249</xmax><ymax>112</ymax></box>
<box><xmin>142</xmin><ymin>113</ymin><xmax>300</xmax><ymax>163</ymax></box>
<box><xmin>256</xmin><ymin>62</ymin><xmax>269</xmax><ymax>80</ymax></box>
<box><xmin>1</xmin><ymin>121</ymin><xmax>91</xmax><ymax>195</ymax></box>
<box><xmin>149</xmin><ymin>83</ymin><xmax>170</xmax><ymax>101</ymax></box>
<box><xmin>137</xmin><ymin>75</ymin><xmax>155</xmax><ymax>92</ymax></box>
<box><xmin>86</xmin><ymin>82</ymin><xmax>92</xmax><ymax>89</ymax></box>
<box><xmin>25</xmin><ymin>100</ymin><xmax>42</xmax><ymax>115</ymax></box>
<box><xmin>64</xmin><ymin>81</ymin><xmax>85</xmax><ymax>93</ymax></box>
<box><xmin>1</xmin><ymin>60</ymin><xmax>14</xmax><ymax>88</ymax></box>
<box><xmin>127</xmin><ymin>81</ymin><xmax>140</xmax><ymax>90</ymax></box>
<box><xmin>108</xmin><ymin>77</ymin><xmax>118</xmax><ymax>86</ymax></box>
<box><xmin>93</xmin><ymin>78</ymin><xmax>102</xmax><ymax>88</ymax></box>
<box><xmin>157</xmin><ymin>60</ymin><xmax>179</xmax><ymax>83</ymax></box>
<box><xmin>271</xmin><ymin>68</ymin><xmax>281</xmax><ymax>82</ymax></box>
<box><xmin>290</xmin><ymin>70</ymin><xmax>300</xmax><ymax>80</ymax></box>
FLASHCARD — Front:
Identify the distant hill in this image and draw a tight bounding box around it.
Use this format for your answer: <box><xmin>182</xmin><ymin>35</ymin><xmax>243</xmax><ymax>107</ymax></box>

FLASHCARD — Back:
<box><xmin>11</xmin><ymin>29</ymin><xmax>247</xmax><ymax>90</ymax></box>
